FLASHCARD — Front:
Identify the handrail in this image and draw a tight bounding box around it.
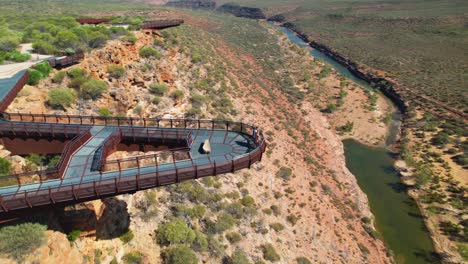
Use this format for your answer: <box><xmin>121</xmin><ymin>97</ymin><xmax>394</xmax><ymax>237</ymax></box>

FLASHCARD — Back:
<box><xmin>0</xmin><ymin>129</ymin><xmax>92</xmax><ymax>185</ymax></box>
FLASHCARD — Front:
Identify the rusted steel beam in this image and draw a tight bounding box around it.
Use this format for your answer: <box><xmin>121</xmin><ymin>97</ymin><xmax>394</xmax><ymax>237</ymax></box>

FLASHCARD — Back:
<box><xmin>141</xmin><ymin>19</ymin><xmax>184</xmax><ymax>30</ymax></box>
<box><xmin>76</xmin><ymin>18</ymin><xmax>110</xmax><ymax>25</ymax></box>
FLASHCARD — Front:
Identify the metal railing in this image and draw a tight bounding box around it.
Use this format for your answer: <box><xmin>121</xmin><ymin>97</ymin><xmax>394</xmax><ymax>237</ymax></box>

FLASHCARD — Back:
<box><xmin>0</xmin><ymin>129</ymin><xmax>92</xmax><ymax>188</ymax></box>
<box><xmin>0</xmin><ymin>71</ymin><xmax>29</xmax><ymax>112</ymax></box>
<box><xmin>0</xmin><ymin>115</ymin><xmax>266</xmax><ymax>213</ymax></box>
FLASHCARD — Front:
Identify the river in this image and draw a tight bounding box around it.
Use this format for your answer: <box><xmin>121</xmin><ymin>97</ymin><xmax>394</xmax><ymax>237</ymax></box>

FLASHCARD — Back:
<box><xmin>275</xmin><ymin>25</ymin><xmax>439</xmax><ymax>263</ymax></box>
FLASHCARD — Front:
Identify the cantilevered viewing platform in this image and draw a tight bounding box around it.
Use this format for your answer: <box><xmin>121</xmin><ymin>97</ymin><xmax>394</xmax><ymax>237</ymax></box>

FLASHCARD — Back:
<box><xmin>0</xmin><ymin>40</ymin><xmax>265</xmax><ymax>218</ymax></box>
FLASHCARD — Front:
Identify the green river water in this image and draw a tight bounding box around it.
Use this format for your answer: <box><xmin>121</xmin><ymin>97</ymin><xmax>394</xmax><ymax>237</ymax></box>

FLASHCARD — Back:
<box><xmin>275</xmin><ymin>25</ymin><xmax>439</xmax><ymax>263</ymax></box>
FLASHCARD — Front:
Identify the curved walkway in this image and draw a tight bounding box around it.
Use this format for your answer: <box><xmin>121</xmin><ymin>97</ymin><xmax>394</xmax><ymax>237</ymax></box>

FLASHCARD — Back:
<box><xmin>0</xmin><ymin>57</ymin><xmax>266</xmax><ymax>215</ymax></box>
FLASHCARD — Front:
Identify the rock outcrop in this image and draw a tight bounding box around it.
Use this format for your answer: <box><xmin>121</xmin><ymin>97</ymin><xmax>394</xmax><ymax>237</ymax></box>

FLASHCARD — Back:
<box><xmin>165</xmin><ymin>0</ymin><xmax>216</xmax><ymax>9</ymax></box>
<box><xmin>217</xmin><ymin>4</ymin><xmax>266</xmax><ymax>19</ymax></box>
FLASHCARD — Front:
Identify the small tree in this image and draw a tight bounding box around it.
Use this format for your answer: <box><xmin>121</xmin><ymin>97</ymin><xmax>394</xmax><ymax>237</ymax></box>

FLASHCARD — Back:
<box><xmin>98</xmin><ymin>107</ymin><xmax>112</xmax><ymax>116</ymax></box>
<box><xmin>164</xmin><ymin>245</ymin><xmax>198</xmax><ymax>264</ymax></box>
<box><xmin>48</xmin><ymin>88</ymin><xmax>75</xmax><ymax>109</ymax></box>
<box><xmin>0</xmin><ymin>157</ymin><xmax>12</xmax><ymax>176</ymax></box>
<box><xmin>107</xmin><ymin>64</ymin><xmax>126</xmax><ymax>79</ymax></box>
<box><xmin>34</xmin><ymin>61</ymin><xmax>52</xmax><ymax>77</ymax></box>
<box><xmin>261</xmin><ymin>243</ymin><xmax>280</xmax><ymax>262</ymax></box>
<box><xmin>0</xmin><ymin>223</ymin><xmax>46</xmax><ymax>260</ymax></box>
<box><xmin>149</xmin><ymin>83</ymin><xmax>168</xmax><ymax>95</ymax></box>
<box><xmin>226</xmin><ymin>249</ymin><xmax>251</xmax><ymax>264</ymax></box>
<box><xmin>123</xmin><ymin>251</ymin><xmax>143</xmax><ymax>264</ymax></box>
<box><xmin>155</xmin><ymin>218</ymin><xmax>196</xmax><ymax>245</ymax></box>
<box><xmin>52</xmin><ymin>71</ymin><xmax>66</xmax><ymax>83</ymax></box>
<box><xmin>139</xmin><ymin>46</ymin><xmax>161</xmax><ymax>59</ymax></box>
<box><xmin>27</xmin><ymin>69</ymin><xmax>43</xmax><ymax>85</ymax></box>
<box><xmin>171</xmin><ymin>89</ymin><xmax>184</xmax><ymax>101</ymax></box>
<box><xmin>80</xmin><ymin>79</ymin><xmax>108</xmax><ymax>99</ymax></box>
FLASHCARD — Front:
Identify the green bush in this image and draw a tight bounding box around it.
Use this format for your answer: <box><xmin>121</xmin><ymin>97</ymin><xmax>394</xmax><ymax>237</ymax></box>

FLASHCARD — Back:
<box><xmin>68</xmin><ymin>68</ymin><xmax>88</xmax><ymax>79</ymax></box>
<box><xmin>269</xmin><ymin>223</ymin><xmax>285</xmax><ymax>232</ymax></box>
<box><xmin>276</xmin><ymin>167</ymin><xmax>292</xmax><ymax>181</ymax></box>
<box><xmin>27</xmin><ymin>69</ymin><xmax>43</xmax><ymax>85</ymax></box>
<box><xmin>0</xmin><ymin>223</ymin><xmax>46</xmax><ymax>260</ymax></box>
<box><xmin>213</xmin><ymin>213</ymin><xmax>235</xmax><ymax>233</ymax></box>
<box><xmin>67</xmin><ymin>229</ymin><xmax>81</xmax><ymax>243</ymax></box>
<box><xmin>123</xmin><ymin>251</ymin><xmax>143</xmax><ymax>264</ymax></box>
<box><xmin>191</xmin><ymin>230</ymin><xmax>208</xmax><ymax>252</ymax></box>
<box><xmin>35</xmin><ymin>61</ymin><xmax>52</xmax><ymax>77</ymax></box>
<box><xmin>88</xmin><ymin>31</ymin><xmax>108</xmax><ymax>48</ymax></box>
<box><xmin>108</xmin><ymin>64</ymin><xmax>125</xmax><ymax>79</ymax></box>
<box><xmin>124</xmin><ymin>34</ymin><xmax>137</xmax><ymax>44</ymax></box>
<box><xmin>0</xmin><ymin>36</ymin><xmax>20</xmax><ymax>52</ymax></box>
<box><xmin>32</xmin><ymin>41</ymin><xmax>57</xmax><ymax>55</ymax></box>
<box><xmin>261</xmin><ymin>243</ymin><xmax>280</xmax><ymax>262</ymax></box>
<box><xmin>241</xmin><ymin>196</ymin><xmax>255</xmax><ymax>207</ymax></box>
<box><xmin>171</xmin><ymin>89</ymin><xmax>184</xmax><ymax>101</ymax></box>
<box><xmin>48</xmin><ymin>88</ymin><xmax>75</xmax><ymax>109</ymax></box>
<box><xmin>225</xmin><ymin>232</ymin><xmax>242</xmax><ymax>244</ymax></box>
<box><xmin>149</xmin><ymin>83</ymin><xmax>168</xmax><ymax>95</ymax></box>
<box><xmin>226</xmin><ymin>249</ymin><xmax>251</xmax><ymax>264</ymax></box>
<box><xmin>164</xmin><ymin>245</ymin><xmax>198</xmax><ymax>264</ymax></box>
<box><xmin>119</xmin><ymin>229</ymin><xmax>134</xmax><ymax>244</ymax></box>
<box><xmin>80</xmin><ymin>79</ymin><xmax>108</xmax><ymax>99</ymax></box>
<box><xmin>6</xmin><ymin>51</ymin><xmax>31</xmax><ymax>62</ymax></box>
<box><xmin>98</xmin><ymin>107</ymin><xmax>112</xmax><ymax>116</ymax></box>
<box><xmin>139</xmin><ymin>46</ymin><xmax>161</xmax><ymax>59</ymax></box>
<box><xmin>155</xmin><ymin>218</ymin><xmax>195</xmax><ymax>245</ymax></box>
<box><xmin>152</xmin><ymin>97</ymin><xmax>162</xmax><ymax>105</ymax></box>
<box><xmin>52</xmin><ymin>71</ymin><xmax>66</xmax><ymax>83</ymax></box>
<box><xmin>296</xmin><ymin>257</ymin><xmax>312</xmax><ymax>264</ymax></box>
<box><xmin>0</xmin><ymin>157</ymin><xmax>12</xmax><ymax>176</ymax></box>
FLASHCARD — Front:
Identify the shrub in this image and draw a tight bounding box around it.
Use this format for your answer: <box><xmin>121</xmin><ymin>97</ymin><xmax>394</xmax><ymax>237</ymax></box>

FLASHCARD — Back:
<box><xmin>191</xmin><ymin>230</ymin><xmax>208</xmax><ymax>252</ymax></box>
<box><xmin>67</xmin><ymin>229</ymin><xmax>81</xmax><ymax>243</ymax></box>
<box><xmin>68</xmin><ymin>76</ymin><xmax>87</xmax><ymax>89</ymax></box>
<box><xmin>98</xmin><ymin>107</ymin><xmax>112</xmax><ymax>116</ymax></box>
<box><xmin>171</xmin><ymin>89</ymin><xmax>184</xmax><ymax>101</ymax></box>
<box><xmin>88</xmin><ymin>31</ymin><xmax>108</xmax><ymax>48</ymax></box>
<box><xmin>119</xmin><ymin>229</ymin><xmax>134</xmax><ymax>244</ymax></box>
<box><xmin>139</xmin><ymin>46</ymin><xmax>161</xmax><ymax>59</ymax></box>
<box><xmin>123</xmin><ymin>251</ymin><xmax>143</xmax><ymax>264</ymax></box>
<box><xmin>225</xmin><ymin>232</ymin><xmax>242</xmax><ymax>244</ymax></box>
<box><xmin>27</xmin><ymin>69</ymin><xmax>43</xmax><ymax>85</ymax></box>
<box><xmin>213</xmin><ymin>213</ymin><xmax>235</xmax><ymax>233</ymax></box>
<box><xmin>52</xmin><ymin>71</ymin><xmax>66</xmax><ymax>83</ymax></box>
<box><xmin>241</xmin><ymin>196</ymin><xmax>255</xmax><ymax>207</ymax></box>
<box><xmin>152</xmin><ymin>97</ymin><xmax>162</xmax><ymax>105</ymax></box>
<box><xmin>0</xmin><ymin>157</ymin><xmax>12</xmax><ymax>176</ymax></box>
<box><xmin>261</xmin><ymin>243</ymin><xmax>280</xmax><ymax>262</ymax></box>
<box><xmin>287</xmin><ymin>214</ymin><xmax>299</xmax><ymax>225</ymax></box>
<box><xmin>68</xmin><ymin>68</ymin><xmax>88</xmax><ymax>79</ymax></box>
<box><xmin>32</xmin><ymin>40</ymin><xmax>57</xmax><ymax>55</ymax></box>
<box><xmin>35</xmin><ymin>61</ymin><xmax>52</xmax><ymax>77</ymax></box>
<box><xmin>296</xmin><ymin>257</ymin><xmax>312</xmax><ymax>264</ymax></box>
<box><xmin>0</xmin><ymin>223</ymin><xmax>46</xmax><ymax>260</ymax></box>
<box><xmin>108</xmin><ymin>64</ymin><xmax>125</xmax><ymax>79</ymax></box>
<box><xmin>48</xmin><ymin>88</ymin><xmax>75</xmax><ymax>109</ymax></box>
<box><xmin>6</xmin><ymin>51</ymin><xmax>31</xmax><ymax>62</ymax></box>
<box><xmin>226</xmin><ymin>249</ymin><xmax>251</xmax><ymax>264</ymax></box>
<box><xmin>190</xmin><ymin>94</ymin><xmax>206</xmax><ymax>108</ymax></box>
<box><xmin>0</xmin><ymin>36</ymin><xmax>20</xmax><ymax>52</ymax></box>
<box><xmin>269</xmin><ymin>223</ymin><xmax>285</xmax><ymax>232</ymax></box>
<box><xmin>124</xmin><ymin>34</ymin><xmax>137</xmax><ymax>44</ymax></box>
<box><xmin>149</xmin><ymin>83</ymin><xmax>168</xmax><ymax>95</ymax></box>
<box><xmin>156</xmin><ymin>218</ymin><xmax>195</xmax><ymax>245</ymax></box>
<box><xmin>80</xmin><ymin>79</ymin><xmax>108</xmax><ymax>99</ymax></box>
<box><xmin>207</xmin><ymin>235</ymin><xmax>224</xmax><ymax>258</ymax></box>
<box><xmin>164</xmin><ymin>245</ymin><xmax>198</xmax><ymax>264</ymax></box>
<box><xmin>276</xmin><ymin>167</ymin><xmax>292</xmax><ymax>181</ymax></box>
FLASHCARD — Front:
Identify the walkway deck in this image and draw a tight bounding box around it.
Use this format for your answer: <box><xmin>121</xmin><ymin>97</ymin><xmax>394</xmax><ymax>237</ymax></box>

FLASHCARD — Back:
<box><xmin>0</xmin><ymin>57</ymin><xmax>266</xmax><ymax>216</ymax></box>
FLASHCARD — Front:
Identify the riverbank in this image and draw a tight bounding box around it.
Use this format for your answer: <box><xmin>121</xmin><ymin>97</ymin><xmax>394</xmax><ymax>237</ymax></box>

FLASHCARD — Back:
<box><xmin>273</xmin><ymin>22</ymin><xmax>444</xmax><ymax>263</ymax></box>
